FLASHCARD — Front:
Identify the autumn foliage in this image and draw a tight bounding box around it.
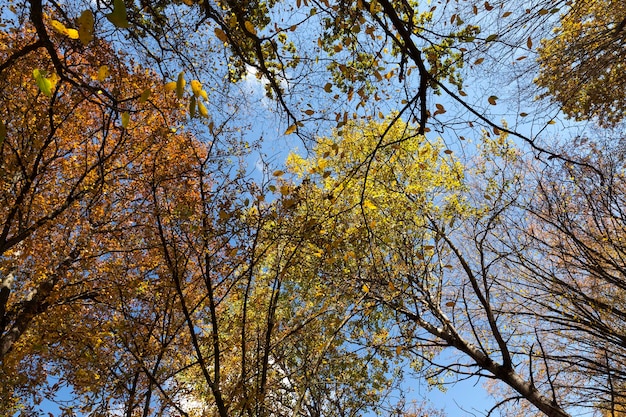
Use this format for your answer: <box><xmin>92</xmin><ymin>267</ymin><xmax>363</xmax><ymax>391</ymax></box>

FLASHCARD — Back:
<box><xmin>2</xmin><ymin>0</ymin><xmax>626</xmax><ymax>416</ymax></box>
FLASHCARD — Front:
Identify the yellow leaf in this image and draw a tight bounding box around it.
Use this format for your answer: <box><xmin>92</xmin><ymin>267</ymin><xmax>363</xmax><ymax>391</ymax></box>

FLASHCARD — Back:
<box><xmin>190</xmin><ymin>80</ymin><xmax>202</xmax><ymax>97</ymax></box>
<box><xmin>197</xmin><ymin>100</ymin><xmax>209</xmax><ymax>118</ymax></box>
<box><xmin>244</xmin><ymin>20</ymin><xmax>256</xmax><ymax>35</ymax></box>
<box><xmin>200</xmin><ymin>89</ymin><xmax>208</xmax><ymax>101</ymax></box>
<box><xmin>284</xmin><ymin>124</ymin><xmax>297</xmax><ymax>135</ymax></box>
<box><xmin>362</xmin><ymin>283</ymin><xmax>370</xmax><ymax>293</ymax></box>
<box><xmin>50</xmin><ymin>19</ymin><xmax>79</xmax><ymax>39</ymax></box>
<box><xmin>66</xmin><ymin>28</ymin><xmax>79</xmax><ymax>39</ymax></box>
<box><xmin>78</xmin><ymin>10</ymin><xmax>94</xmax><ymax>45</ymax></box>
<box><xmin>272</xmin><ymin>170</ymin><xmax>284</xmax><ymax>176</ymax></box>
<box><xmin>50</xmin><ymin>20</ymin><xmax>68</xmax><ymax>35</ymax></box>
<box><xmin>97</xmin><ymin>65</ymin><xmax>110</xmax><ymax>82</ymax></box>
<box><xmin>165</xmin><ymin>81</ymin><xmax>177</xmax><ymax>91</ymax></box>
<box><xmin>363</xmin><ymin>200</ymin><xmax>376</xmax><ymax>210</ymax></box>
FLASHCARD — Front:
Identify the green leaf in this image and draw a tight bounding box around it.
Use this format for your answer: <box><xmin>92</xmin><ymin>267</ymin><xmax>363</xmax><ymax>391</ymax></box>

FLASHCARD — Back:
<box><xmin>176</xmin><ymin>71</ymin><xmax>186</xmax><ymax>99</ymax></box>
<box><xmin>189</xmin><ymin>96</ymin><xmax>197</xmax><ymax>118</ymax></box>
<box><xmin>121</xmin><ymin>111</ymin><xmax>130</xmax><ymax>128</ymax></box>
<box><xmin>33</xmin><ymin>69</ymin><xmax>52</xmax><ymax>97</ymax></box>
<box><xmin>106</xmin><ymin>0</ymin><xmax>129</xmax><ymax>29</ymax></box>
<box><xmin>139</xmin><ymin>88</ymin><xmax>151</xmax><ymax>103</ymax></box>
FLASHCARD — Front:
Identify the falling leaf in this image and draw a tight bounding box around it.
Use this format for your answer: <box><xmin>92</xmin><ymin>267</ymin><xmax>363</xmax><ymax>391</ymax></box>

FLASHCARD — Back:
<box><xmin>50</xmin><ymin>20</ymin><xmax>68</xmax><ymax>35</ymax></box>
<box><xmin>121</xmin><ymin>111</ymin><xmax>130</xmax><ymax>128</ymax></box>
<box><xmin>78</xmin><ymin>10</ymin><xmax>95</xmax><ymax>45</ymax></box>
<box><xmin>244</xmin><ymin>21</ymin><xmax>256</xmax><ymax>35</ymax></box>
<box><xmin>197</xmin><ymin>100</ymin><xmax>209</xmax><ymax>118</ymax></box>
<box><xmin>97</xmin><ymin>65</ymin><xmax>110</xmax><ymax>82</ymax></box>
<box><xmin>189</xmin><ymin>96</ymin><xmax>197</xmax><ymax>118</ymax></box>
<box><xmin>139</xmin><ymin>88</ymin><xmax>151</xmax><ymax>103</ymax></box>
<box><xmin>214</xmin><ymin>27</ymin><xmax>228</xmax><ymax>43</ymax></box>
<box><xmin>33</xmin><ymin>69</ymin><xmax>53</xmax><ymax>97</ymax></box>
<box><xmin>190</xmin><ymin>80</ymin><xmax>202</xmax><ymax>97</ymax></box>
<box><xmin>176</xmin><ymin>71</ymin><xmax>186</xmax><ymax>99</ymax></box>
<box><xmin>106</xmin><ymin>0</ymin><xmax>129</xmax><ymax>28</ymax></box>
<box><xmin>488</xmin><ymin>95</ymin><xmax>498</xmax><ymax>105</ymax></box>
<box><xmin>284</xmin><ymin>124</ymin><xmax>298</xmax><ymax>135</ymax></box>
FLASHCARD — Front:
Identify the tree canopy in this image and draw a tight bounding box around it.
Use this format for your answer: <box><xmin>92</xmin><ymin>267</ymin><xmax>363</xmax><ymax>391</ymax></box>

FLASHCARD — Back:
<box><xmin>1</xmin><ymin>0</ymin><xmax>626</xmax><ymax>416</ymax></box>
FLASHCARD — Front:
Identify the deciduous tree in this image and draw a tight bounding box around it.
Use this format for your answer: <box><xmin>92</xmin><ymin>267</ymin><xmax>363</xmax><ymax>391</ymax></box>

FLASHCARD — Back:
<box><xmin>284</xmin><ymin>118</ymin><xmax>574</xmax><ymax>417</ymax></box>
<box><xmin>536</xmin><ymin>0</ymin><xmax>626</xmax><ymax>126</ymax></box>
